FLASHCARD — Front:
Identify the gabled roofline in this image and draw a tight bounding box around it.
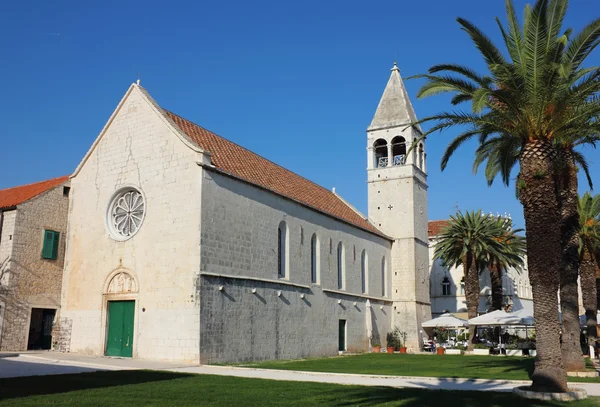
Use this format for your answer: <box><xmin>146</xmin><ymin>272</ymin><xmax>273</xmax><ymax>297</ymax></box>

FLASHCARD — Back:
<box><xmin>71</xmin><ymin>83</ymin><xmax>210</xmax><ymax>178</ymax></box>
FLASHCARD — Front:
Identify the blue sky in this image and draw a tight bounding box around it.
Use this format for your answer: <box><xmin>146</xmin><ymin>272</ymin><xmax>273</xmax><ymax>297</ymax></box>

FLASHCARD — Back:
<box><xmin>1</xmin><ymin>0</ymin><xmax>598</xmax><ymax>229</ymax></box>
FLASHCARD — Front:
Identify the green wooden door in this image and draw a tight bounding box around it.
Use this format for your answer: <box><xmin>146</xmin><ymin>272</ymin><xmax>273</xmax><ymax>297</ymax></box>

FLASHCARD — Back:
<box><xmin>105</xmin><ymin>301</ymin><xmax>135</xmax><ymax>357</ymax></box>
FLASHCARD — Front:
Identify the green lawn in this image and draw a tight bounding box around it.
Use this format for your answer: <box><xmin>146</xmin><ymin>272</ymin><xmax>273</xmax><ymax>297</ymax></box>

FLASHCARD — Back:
<box><xmin>238</xmin><ymin>354</ymin><xmax>600</xmax><ymax>383</ymax></box>
<box><xmin>0</xmin><ymin>370</ymin><xmax>597</xmax><ymax>407</ymax></box>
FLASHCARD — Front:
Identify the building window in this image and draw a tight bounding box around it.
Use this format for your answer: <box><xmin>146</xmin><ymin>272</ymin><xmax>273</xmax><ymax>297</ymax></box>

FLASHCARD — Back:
<box><xmin>391</xmin><ymin>136</ymin><xmax>406</xmax><ymax>165</ymax></box>
<box><xmin>374</xmin><ymin>139</ymin><xmax>388</xmax><ymax>168</ymax></box>
<box><xmin>442</xmin><ymin>277</ymin><xmax>451</xmax><ymax>296</ymax></box>
<box><xmin>300</xmin><ymin>226</ymin><xmax>304</xmax><ymax>245</ymax></box>
<box><xmin>361</xmin><ymin>250</ymin><xmax>368</xmax><ymax>294</ymax></box>
<box><xmin>418</xmin><ymin>143</ymin><xmax>424</xmax><ymax>169</ymax></box>
<box><xmin>106</xmin><ymin>187</ymin><xmax>146</xmax><ymax>241</ymax></box>
<box><xmin>329</xmin><ymin>238</ymin><xmax>332</xmax><ymax>255</ymax></box>
<box><xmin>381</xmin><ymin>256</ymin><xmax>386</xmax><ymax>297</ymax></box>
<box><xmin>460</xmin><ymin>277</ymin><xmax>465</xmax><ymax>295</ymax></box>
<box><xmin>311</xmin><ymin>234</ymin><xmax>319</xmax><ymax>284</ymax></box>
<box><xmin>337</xmin><ymin>242</ymin><xmax>345</xmax><ymax>290</ymax></box>
<box><xmin>278</xmin><ymin>221</ymin><xmax>288</xmax><ymax>278</ymax></box>
<box><xmin>42</xmin><ymin>230</ymin><xmax>60</xmax><ymax>260</ymax></box>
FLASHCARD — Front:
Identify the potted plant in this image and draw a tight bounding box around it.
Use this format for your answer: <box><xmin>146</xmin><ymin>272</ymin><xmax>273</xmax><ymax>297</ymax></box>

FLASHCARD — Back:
<box><xmin>473</xmin><ymin>343</ymin><xmax>489</xmax><ymax>356</ymax></box>
<box><xmin>436</xmin><ymin>345</ymin><xmax>446</xmax><ymax>355</ymax></box>
<box><xmin>372</xmin><ymin>339</ymin><xmax>381</xmax><ymax>353</ymax></box>
<box><xmin>386</xmin><ymin>331</ymin><xmax>395</xmax><ymax>353</ymax></box>
<box><xmin>506</xmin><ymin>343</ymin><xmax>521</xmax><ymax>356</ymax></box>
<box><xmin>398</xmin><ymin>330</ymin><xmax>407</xmax><ymax>353</ymax></box>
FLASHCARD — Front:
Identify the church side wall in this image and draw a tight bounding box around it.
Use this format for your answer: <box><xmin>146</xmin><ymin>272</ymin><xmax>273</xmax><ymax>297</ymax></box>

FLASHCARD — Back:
<box><xmin>58</xmin><ymin>88</ymin><xmax>202</xmax><ymax>362</ymax></box>
<box><xmin>199</xmin><ymin>171</ymin><xmax>392</xmax><ymax>363</ymax></box>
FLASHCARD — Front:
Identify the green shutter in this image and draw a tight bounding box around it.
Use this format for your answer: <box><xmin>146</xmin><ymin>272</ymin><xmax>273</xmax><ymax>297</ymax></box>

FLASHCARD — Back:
<box><xmin>42</xmin><ymin>230</ymin><xmax>59</xmax><ymax>260</ymax></box>
<box><xmin>51</xmin><ymin>231</ymin><xmax>60</xmax><ymax>259</ymax></box>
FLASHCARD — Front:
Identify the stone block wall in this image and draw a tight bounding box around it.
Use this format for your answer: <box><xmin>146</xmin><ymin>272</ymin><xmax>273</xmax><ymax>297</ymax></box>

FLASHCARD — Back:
<box><xmin>0</xmin><ymin>183</ymin><xmax>69</xmax><ymax>351</ymax></box>
<box><xmin>199</xmin><ymin>274</ymin><xmax>392</xmax><ymax>363</ymax></box>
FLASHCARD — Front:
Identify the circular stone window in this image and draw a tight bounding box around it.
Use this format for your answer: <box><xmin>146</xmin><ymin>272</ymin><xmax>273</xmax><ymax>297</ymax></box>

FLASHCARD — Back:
<box><xmin>106</xmin><ymin>187</ymin><xmax>146</xmax><ymax>241</ymax></box>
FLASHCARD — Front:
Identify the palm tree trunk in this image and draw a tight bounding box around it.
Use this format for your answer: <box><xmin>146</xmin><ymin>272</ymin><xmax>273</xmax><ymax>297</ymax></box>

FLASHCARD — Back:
<box><xmin>464</xmin><ymin>253</ymin><xmax>480</xmax><ymax>351</ymax></box>
<box><xmin>581</xmin><ymin>249</ymin><xmax>598</xmax><ymax>346</ymax></box>
<box><xmin>490</xmin><ymin>263</ymin><xmax>504</xmax><ymax>311</ymax></box>
<box><xmin>557</xmin><ymin>148</ymin><xmax>585</xmax><ymax>372</ymax></box>
<box><xmin>519</xmin><ymin>139</ymin><xmax>567</xmax><ymax>392</ymax></box>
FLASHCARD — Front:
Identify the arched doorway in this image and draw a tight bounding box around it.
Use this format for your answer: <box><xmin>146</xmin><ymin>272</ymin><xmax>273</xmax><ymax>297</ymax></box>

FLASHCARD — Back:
<box><xmin>104</xmin><ymin>271</ymin><xmax>138</xmax><ymax>357</ymax></box>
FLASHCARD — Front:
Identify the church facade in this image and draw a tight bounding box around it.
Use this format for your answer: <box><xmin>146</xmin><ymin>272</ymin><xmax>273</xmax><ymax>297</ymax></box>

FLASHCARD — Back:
<box><xmin>52</xmin><ymin>64</ymin><xmax>431</xmax><ymax>363</ymax></box>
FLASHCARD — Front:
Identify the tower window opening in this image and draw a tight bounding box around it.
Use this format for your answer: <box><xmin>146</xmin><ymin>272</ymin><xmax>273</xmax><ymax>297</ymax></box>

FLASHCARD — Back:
<box><xmin>442</xmin><ymin>276</ymin><xmax>451</xmax><ymax>296</ymax></box>
<box><xmin>418</xmin><ymin>143</ymin><xmax>424</xmax><ymax>169</ymax></box>
<box><xmin>374</xmin><ymin>139</ymin><xmax>388</xmax><ymax>168</ymax></box>
<box><xmin>391</xmin><ymin>136</ymin><xmax>406</xmax><ymax>165</ymax></box>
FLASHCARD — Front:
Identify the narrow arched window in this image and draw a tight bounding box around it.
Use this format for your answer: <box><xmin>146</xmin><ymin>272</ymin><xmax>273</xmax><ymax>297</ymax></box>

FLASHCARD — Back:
<box><xmin>460</xmin><ymin>277</ymin><xmax>465</xmax><ymax>295</ymax></box>
<box><xmin>418</xmin><ymin>143</ymin><xmax>424</xmax><ymax>169</ymax></box>
<box><xmin>337</xmin><ymin>242</ymin><xmax>345</xmax><ymax>290</ymax></box>
<box><xmin>361</xmin><ymin>250</ymin><xmax>368</xmax><ymax>294</ymax></box>
<box><xmin>442</xmin><ymin>277</ymin><xmax>451</xmax><ymax>296</ymax></box>
<box><xmin>277</xmin><ymin>221</ymin><xmax>288</xmax><ymax>278</ymax></box>
<box><xmin>381</xmin><ymin>256</ymin><xmax>386</xmax><ymax>297</ymax></box>
<box><xmin>391</xmin><ymin>136</ymin><xmax>406</xmax><ymax>165</ymax></box>
<box><xmin>311</xmin><ymin>234</ymin><xmax>319</xmax><ymax>284</ymax></box>
<box><xmin>374</xmin><ymin>139</ymin><xmax>388</xmax><ymax>168</ymax></box>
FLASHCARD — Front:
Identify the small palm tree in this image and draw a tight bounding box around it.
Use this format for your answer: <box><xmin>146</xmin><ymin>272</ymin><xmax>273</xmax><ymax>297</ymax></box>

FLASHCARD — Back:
<box><xmin>433</xmin><ymin>211</ymin><xmax>508</xmax><ymax>350</ymax></box>
<box><xmin>411</xmin><ymin>0</ymin><xmax>600</xmax><ymax>391</ymax></box>
<box><xmin>484</xmin><ymin>217</ymin><xmax>526</xmax><ymax>311</ymax></box>
<box><xmin>579</xmin><ymin>193</ymin><xmax>600</xmax><ymax>341</ymax></box>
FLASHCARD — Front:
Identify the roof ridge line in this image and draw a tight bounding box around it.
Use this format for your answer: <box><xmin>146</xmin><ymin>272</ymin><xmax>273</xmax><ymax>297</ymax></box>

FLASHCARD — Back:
<box><xmin>0</xmin><ymin>175</ymin><xmax>69</xmax><ymax>193</ymax></box>
<box><xmin>164</xmin><ymin>110</ymin><xmax>341</xmax><ymax>198</ymax></box>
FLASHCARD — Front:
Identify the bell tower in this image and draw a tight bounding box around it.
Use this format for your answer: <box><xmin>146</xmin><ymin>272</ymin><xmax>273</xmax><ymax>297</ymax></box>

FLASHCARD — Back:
<box><xmin>367</xmin><ymin>62</ymin><xmax>431</xmax><ymax>350</ymax></box>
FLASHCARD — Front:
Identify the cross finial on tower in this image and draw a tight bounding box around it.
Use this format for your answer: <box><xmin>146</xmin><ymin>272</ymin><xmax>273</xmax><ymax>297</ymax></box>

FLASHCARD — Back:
<box><xmin>391</xmin><ymin>60</ymin><xmax>400</xmax><ymax>72</ymax></box>
<box><xmin>136</xmin><ymin>73</ymin><xmax>141</xmax><ymax>85</ymax></box>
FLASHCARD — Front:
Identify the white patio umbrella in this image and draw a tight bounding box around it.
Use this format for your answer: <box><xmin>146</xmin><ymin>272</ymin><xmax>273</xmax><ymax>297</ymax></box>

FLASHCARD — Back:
<box><xmin>366</xmin><ymin>299</ymin><xmax>373</xmax><ymax>349</ymax></box>
<box><xmin>469</xmin><ymin>309</ymin><xmax>535</xmax><ymax>350</ymax></box>
<box><xmin>468</xmin><ymin>309</ymin><xmax>534</xmax><ymax>326</ymax></box>
<box><xmin>422</xmin><ymin>313</ymin><xmax>469</xmax><ymax>348</ymax></box>
<box><xmin>422</xmin><ymin>313</ymin><xmax>469</xmax><ymax>329</ymax></box>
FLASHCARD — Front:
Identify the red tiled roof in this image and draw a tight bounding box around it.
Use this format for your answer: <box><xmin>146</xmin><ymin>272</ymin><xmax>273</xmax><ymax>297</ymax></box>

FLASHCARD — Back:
<box><xmin>428</xmin><ymin>220</ymin><xmax>449</xmax><ymax>238</ymax></box>
<box><xmin>0</xmin><ymin>176</ymin><xmax>69</xmax><ymax>210</ymax></box>
<box><xmin>164</xmin><ymin>111</ymin><xmax>387</xmax><ymax>238</ymax></box>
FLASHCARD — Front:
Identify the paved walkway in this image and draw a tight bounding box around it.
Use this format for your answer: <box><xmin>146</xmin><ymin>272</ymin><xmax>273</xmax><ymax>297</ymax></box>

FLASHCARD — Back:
<box><xmin>2</xmin><ymin>352</ymin><xmax>600</xmax><ymax>397</ymax></box>
<box><xmin>0</xmin><ymin>351</ymin><xmax>193</xmax><ymax>379</ymax></box>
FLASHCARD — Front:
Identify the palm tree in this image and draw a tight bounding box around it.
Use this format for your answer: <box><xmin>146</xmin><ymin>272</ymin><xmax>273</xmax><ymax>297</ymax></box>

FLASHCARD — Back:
<box><xmin>579</xmin><ymin>192</ymin><xmax>600</xmax><ymax>344</ymax></box>
<box><xmin>433</xmin><ymin>211</ymin><xmax>508</xmax><ymax>350</ymax></box>
<box><xmin>410</xmin><ymin>0</ymin><xmax>600</xmax><ymax>391</ymax></box>
<box><xmin>484</xmin><ymin>216</ymin><xmax>527</xmax><ymax>311</ymax></box>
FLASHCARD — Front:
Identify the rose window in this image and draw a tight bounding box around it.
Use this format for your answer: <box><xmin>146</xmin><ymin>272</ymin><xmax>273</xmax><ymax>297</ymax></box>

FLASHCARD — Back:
<box><xmin>107</xmin><ymin>188</ymin><xmax>146</xmax><ymax>240</ymax></box>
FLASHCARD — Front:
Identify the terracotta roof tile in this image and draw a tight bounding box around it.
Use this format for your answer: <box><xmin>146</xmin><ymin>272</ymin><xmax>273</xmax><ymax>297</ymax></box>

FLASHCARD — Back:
<box><xmin>0</xmin><ymin>176</ymin><xmax>69</xmax><ymax>210</ymax></box>
<box><xmin>428</xmin><ymin>220</ymin><xmax>449</xmax><ymax>238</ymax></box>
<box><xmin>164</xmin><ymin>111</ymin><xmax>387</xmax><ymax>238</ymax></box>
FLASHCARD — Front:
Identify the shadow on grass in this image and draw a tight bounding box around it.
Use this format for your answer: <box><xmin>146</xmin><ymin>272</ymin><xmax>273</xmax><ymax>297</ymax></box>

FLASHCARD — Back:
<box><xmin>0</xmin><ymin>370</ymin><xmax>193</xmax><ymax>401</ymax></box>
<box><xmin>324</xmin><ymin>385</ymin><xmax>586</xmax><ymax>407</ymax></box>
<box><xmin>458</xmin><ymin>357</ymin><xmax>535</xmax><ymax>379</ymax></box>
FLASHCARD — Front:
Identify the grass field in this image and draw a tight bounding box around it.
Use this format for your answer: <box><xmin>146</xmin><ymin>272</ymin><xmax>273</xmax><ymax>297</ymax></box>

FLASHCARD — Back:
<box><xmin>238</xmin><ymin>353</ymin><xmax>600</xmax><ymax>383</ymax></box>
<box><xmin>0</xmin><ymin>370</ymin><xmax>598</xmax><ymax>407</ymax></box>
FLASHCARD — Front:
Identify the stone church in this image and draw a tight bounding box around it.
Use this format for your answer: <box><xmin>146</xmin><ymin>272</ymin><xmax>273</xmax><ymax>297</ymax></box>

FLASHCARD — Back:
<box><xmin>45</xmin><ymin>63</ymin><xmax>429</xmax><ymax>363</ymax></box>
